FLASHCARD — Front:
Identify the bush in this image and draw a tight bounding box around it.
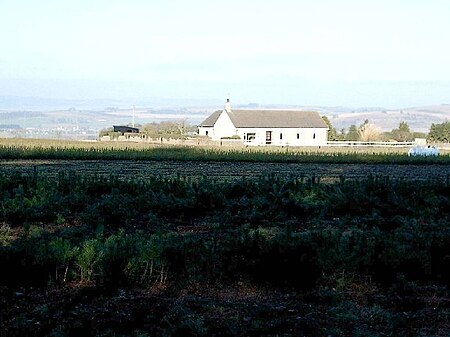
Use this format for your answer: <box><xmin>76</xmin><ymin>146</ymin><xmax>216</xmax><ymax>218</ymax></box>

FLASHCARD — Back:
<box><xmin>76</xmin><ymin>238</ymin><xmax>104</xmax><ymax>283</ymax></box>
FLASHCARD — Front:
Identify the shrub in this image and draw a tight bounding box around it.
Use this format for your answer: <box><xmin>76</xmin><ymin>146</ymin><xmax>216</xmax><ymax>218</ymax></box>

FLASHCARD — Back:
<box><xmin>75</xmin><ymin>238</ymin><xmax>104</xmax><ymax>283</ymax></box>
<box><xmin>0</xmin><ymin>224</ymin><xmax>13</xmax><ymax>246</ymax></box>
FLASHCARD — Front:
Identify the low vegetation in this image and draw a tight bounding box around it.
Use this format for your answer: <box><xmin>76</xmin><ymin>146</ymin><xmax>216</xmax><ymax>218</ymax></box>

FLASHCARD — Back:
<box><xmin>1</xmin><ymin>169</ymin><xmax>449</xmax><ymax>336</ymax></box>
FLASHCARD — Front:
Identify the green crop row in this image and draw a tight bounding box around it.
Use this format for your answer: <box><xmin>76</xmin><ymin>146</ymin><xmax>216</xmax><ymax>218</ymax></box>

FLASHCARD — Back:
<box><xmin>1</xmin><ymin>171</ymin><xmax>450</xmax><ymax>229</ymax></box>
<box><xmin>0</xmin><ymin>143</ymin><xmax>450</xmax><ymax>164</ymax></box>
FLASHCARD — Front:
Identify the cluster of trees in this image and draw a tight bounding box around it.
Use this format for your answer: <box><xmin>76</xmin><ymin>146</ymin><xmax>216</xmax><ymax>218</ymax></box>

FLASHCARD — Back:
<box><xmin>428</xmin><ymin>121</ymin><xmax>450</xmax><ymax>142</ymax></box>
<box><xmin>140</xmin><ymin>120</ymin><xmax>197</xmax><ymax>138</ymax></box>
<box><xmin>323</xmin><ymin>117</ymin><xmax>429</xmax><ymax>142</ymax></box>
<box><xmin>100</xmin><ymin>120</ymin><xmax>197</xmax><ymax>138</ymax></box>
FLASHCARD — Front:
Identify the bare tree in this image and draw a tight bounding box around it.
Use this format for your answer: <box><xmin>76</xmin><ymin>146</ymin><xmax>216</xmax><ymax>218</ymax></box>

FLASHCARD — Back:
<box><xmin>358</xmin><ymin>121</ymin><xmax>381</xmax><ymax>141</ymax></box>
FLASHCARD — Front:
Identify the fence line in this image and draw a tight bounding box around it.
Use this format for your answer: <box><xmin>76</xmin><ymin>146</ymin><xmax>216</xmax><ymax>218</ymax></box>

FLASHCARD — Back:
<box><xmin>100</xmin><ymin>135</ymin><xmax>427</xmax><ymax>149</ymax></box>
<box><xmin>326</xmin><ymin>141</ymin><xmax>416</xmax><ymax>147</ymax></box>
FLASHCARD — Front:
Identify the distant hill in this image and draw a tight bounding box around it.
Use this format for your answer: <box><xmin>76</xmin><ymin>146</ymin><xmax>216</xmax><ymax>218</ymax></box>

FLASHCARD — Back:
<box><xmin>1</xmin><ymin>96</ymin><xmax>449</xmax><ymax>134</ymax></box>
<box><xmin>325</xmin><ymin>105</ymin><xmax>450</xmax><ymax>133</ymax></box>
<box><xmin>0</xmin><ymin>107</ymin><xmax>209</xmax><ymax>133</ymax></box>
<box><xmin>0</xmin><ymin>96</ymin><xmax>221</xmax><ymax>111</ymax></box>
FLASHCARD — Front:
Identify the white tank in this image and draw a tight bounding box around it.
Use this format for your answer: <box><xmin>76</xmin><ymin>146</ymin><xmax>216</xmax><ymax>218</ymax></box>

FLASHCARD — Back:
<box><xmin>408</xmin><ymin>146</ymin><xmax>439</xmax><ymax>157</ymax></box>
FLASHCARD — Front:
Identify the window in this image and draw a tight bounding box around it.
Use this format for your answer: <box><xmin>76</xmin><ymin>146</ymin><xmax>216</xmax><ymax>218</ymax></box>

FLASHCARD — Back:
<box><xmin>280</xmin><ymin>133</ymin><xmax>283</xmax><ymax>140</ymax></box>
<box><xmin>297</xmin><ymin>133</ymin><xmax>300</xmax><ymax>139</ymax></box>
<box><xmin>205</xmin><ymin>131</ymin><xmax>209</xmax><ymax>136</ymax></box>
<box><xmin>247</xmin><ymin>133</ymin><xmax>256</xmax><ymax>141</ymax></box>
<box><xmin>266</xmin><ymin>131</ymin><xmax>272</xmax><ymax>144</ymax></box>
<box><xmin>313</xmin><ymin>133</ymin><xmax>316</xmax><ymax>139</ymax></box>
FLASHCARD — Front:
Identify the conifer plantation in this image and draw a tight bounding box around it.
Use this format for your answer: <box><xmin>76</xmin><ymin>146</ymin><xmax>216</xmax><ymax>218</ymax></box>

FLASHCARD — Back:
<box><xmin>0</xmin><ymin>145</ymin><xmax>449</xmax><ymax>336</ymax></box>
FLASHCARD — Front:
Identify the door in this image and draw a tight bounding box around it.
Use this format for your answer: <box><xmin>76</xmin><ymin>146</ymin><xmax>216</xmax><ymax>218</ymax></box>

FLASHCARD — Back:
<box><xmin>266</xmin><ymin>131</ymin><xmax>272</xmax><ymax>144</ymax></box>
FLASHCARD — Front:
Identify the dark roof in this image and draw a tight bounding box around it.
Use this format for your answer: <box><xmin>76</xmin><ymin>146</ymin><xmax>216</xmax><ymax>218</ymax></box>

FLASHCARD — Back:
<box><xmin>198</xmin><ymin>110</ymin><xmax>222</xmax><ymax>127</ymax></box>
<box><xmin>199</xmin><ymin>109</ymin><xmax>328</xmax><ymax>128</ymax></box>
<box><xmin>113</xmin><ymin>125</ymin><xmax>140</xmax><ymax>133</ymax></box>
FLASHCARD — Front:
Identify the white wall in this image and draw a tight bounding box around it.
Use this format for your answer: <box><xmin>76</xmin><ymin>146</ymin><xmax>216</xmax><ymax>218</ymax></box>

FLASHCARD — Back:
<box><xmin>198</xmin><ymin>126</ymin><xmax>214</xmax><ymax>138</ymax></box>
<box><xmin>214</xmin><ymin>111</ymin><xmax>237</xmax><ymax>140</ymax></box>
<box><xmin>198</xmin><ymin>110</ymin><xmax>237</xmax><ymax>140</ymax></box>
<box><xmin>238</xmin><ymin>128</ymin><xmax>327</xmax><ymax>146</ymax></box>
<box><xmin>199</xmin><ymin>113</ymin><xmax>328</xmax><ymax>145</ymax></box>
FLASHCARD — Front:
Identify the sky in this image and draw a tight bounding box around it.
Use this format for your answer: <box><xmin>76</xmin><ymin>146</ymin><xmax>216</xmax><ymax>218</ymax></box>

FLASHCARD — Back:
<box><xmin>1</xmin><ymin>0</ymin><xmax>450</xmax><ymax>108</ymax></box>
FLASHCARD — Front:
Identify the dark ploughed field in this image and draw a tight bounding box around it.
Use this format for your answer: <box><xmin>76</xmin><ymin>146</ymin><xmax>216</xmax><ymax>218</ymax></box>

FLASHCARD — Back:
<box><xmin>1</xmin><ymin>159</ymin><xmax>450</xmax><ymax>181</ymax></box>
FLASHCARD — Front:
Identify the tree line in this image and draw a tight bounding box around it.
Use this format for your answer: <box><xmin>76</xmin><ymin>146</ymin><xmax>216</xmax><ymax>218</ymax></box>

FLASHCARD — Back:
<box><xmin>323</xmin><ymin>117</ymin><xmax>450</xmax><ymax>143</ymax></box>
<box><xmin>100</xmin><ymin>117</ymin><xmax>450</xmax><ymax>143</ymax></box>
<box><xmin>100</xmin><ymin>120</ymin><xmax>197</xmax><ymax>138</ymax></box>
<box><xmin>322</xmin><ymin>117</ymin><xmax>430</xmax><ymax>142</ymax></box>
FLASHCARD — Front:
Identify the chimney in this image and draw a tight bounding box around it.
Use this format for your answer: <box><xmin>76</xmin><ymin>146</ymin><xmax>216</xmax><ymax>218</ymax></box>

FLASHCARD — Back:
<box><xmin>224</xmin><ymin>98</ymin><xmax>231</xmax><ymax>112</ymax></box>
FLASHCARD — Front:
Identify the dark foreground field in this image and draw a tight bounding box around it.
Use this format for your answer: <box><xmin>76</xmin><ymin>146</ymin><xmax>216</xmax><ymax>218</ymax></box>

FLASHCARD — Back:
<box><xmin>2</xmin><ymin>159</ymin><xmax>450</xmax><ymax>181</ymax></box>
<box><xmin>0</xmin><ymin>160</ymin><xmax>449</xmax><ymax>336</ymax></box>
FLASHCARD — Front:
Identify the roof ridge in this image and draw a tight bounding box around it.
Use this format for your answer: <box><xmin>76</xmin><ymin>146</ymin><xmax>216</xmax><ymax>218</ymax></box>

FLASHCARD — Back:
<box><xmin>199</xmin><ymin>109</ymin><xmax>328</xmax><ymax>128</ymax></box>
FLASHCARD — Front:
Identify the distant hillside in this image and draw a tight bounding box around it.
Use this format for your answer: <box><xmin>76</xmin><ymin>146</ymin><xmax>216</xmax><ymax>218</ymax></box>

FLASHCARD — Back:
<box><xmin>1</xmin><ymin>96</ymin><xmax>449</xmax><ymax>135</ymax></box>
<box><xmin>0</xmin><ymin>108</ymin><xmax>209</xmax><ymax>132</ymax></box>
<box><xmin>325</xmin><ymin>105</ymin><xmax>450</xmax><ymax>133</ymax></box>
<box><xmin>0</xmin><ymin>96</ymin><xmax>221</xmax><ymax>111</ymax></box>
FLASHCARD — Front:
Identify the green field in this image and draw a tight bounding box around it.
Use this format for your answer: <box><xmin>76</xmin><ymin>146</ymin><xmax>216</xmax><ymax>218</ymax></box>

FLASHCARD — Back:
<box><xmin>0</xmin><ymin>139</ymin><xmax>449</xmax><ymax>337</ymax></box>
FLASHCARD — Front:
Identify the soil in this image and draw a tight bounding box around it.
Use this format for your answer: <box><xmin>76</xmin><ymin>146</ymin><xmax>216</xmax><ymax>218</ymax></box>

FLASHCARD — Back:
<box><xmin>1</xmin><ymin>281</ymin><xmax>449</xmax><ymax>337</ymax></box>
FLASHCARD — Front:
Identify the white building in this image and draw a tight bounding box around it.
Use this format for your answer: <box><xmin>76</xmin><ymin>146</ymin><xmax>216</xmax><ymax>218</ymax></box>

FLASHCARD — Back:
<box><xmin>198</xmin><ymin>99</ymin><xmax>329</xmax><ymax>146</ymax></box>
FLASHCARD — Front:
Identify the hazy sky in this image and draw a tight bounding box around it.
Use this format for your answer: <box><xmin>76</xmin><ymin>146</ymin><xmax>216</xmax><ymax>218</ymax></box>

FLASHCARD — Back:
<box><xmin>1</xmin><ymin>0</ymin><xmax>450</xmax><ymax>107</ymax></box>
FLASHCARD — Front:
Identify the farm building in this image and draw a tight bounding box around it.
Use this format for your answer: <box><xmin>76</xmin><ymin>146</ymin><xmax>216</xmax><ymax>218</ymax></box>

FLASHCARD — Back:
<box><xmin>113</xmin><ymin>125</ymin><xmax>140</xmax><ymax>134</ymax></box>
<box><xmin>198</xmin><ymin>99</ymin><xmax>328</xmax><ymax>146</ymax></box>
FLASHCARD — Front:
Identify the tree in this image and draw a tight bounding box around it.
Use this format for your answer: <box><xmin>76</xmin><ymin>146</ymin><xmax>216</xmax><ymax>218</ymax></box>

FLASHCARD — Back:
<box><xmin>398</xmin><ymin>121</ymin><xmax>410</xmax><ymax>133</ymax></box>
<box><xmin>335</xmin><ymin>128</ymin><xmax>346</xmax><ymax>141</ymax></box>
<box><xmin>358</xmin><ymin>120</ymin><xmax>381</xmax><ymax>141</ymax></box>
<box><xmin>141</xmin><ymin>120</ymin><xmax>195</xmax><ymax>138</ymax></box>
<box><xmin>346</xmin><ymin>124</ymin><xmax>359</xmax><ymax>141</ymax></box>
<box><xmin>99</xmin><ymin>127</ymin><xmax>114</xmax><ymax>137</ymax></box>
<box><xmin>428</xmin><ymin>121</ymin><xmax>450</xmax><ymax>143</ymax></box>
<box><xmin>412</xmin><ymin>131</ymin><xmax>427</xmax><ymax>139</ymax></box>
<box><xmin>389</xmin><ymin>121</ymin><xmax>413</xmax><ymax>141</ymax></box>
<box><xmin>321</xmin><ymin>116</ymin><xmax>337</xmax><ymax>141</ymax></box>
